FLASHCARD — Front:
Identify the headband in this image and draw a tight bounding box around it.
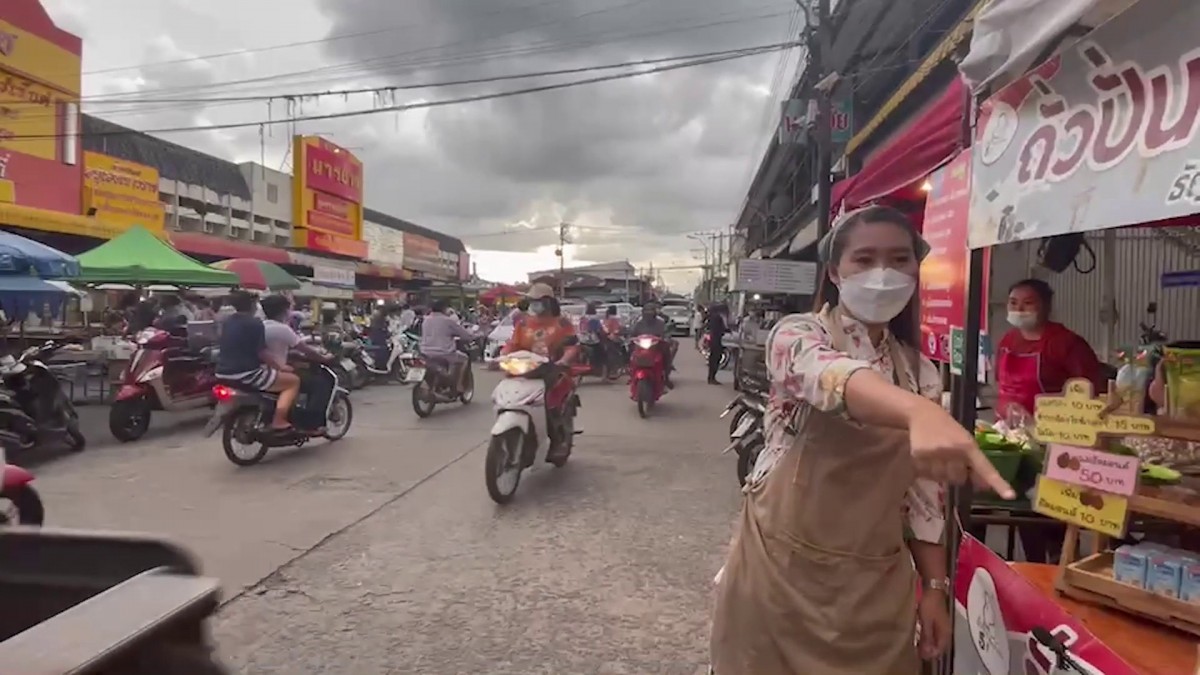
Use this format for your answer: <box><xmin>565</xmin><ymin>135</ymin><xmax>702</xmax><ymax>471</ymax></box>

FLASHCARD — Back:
<box><xmin>816</xmin><ymin>205</ymin><xmax>931</xmax><ymax>262</ymax></box>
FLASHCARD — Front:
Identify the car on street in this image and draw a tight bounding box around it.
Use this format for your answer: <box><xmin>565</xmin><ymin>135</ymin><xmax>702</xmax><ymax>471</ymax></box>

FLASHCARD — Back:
<box><xmin>661</xmin><ymin>304</ymin><xmax>693</xmax><ymax>336</ymax></box>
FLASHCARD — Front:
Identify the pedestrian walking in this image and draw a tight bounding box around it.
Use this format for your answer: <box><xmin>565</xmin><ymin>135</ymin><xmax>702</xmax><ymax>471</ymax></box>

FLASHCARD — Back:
<box><xmin>705</xmin><ymin>304</ymin><xmax>727</xmax><ymax>384</ymax></box>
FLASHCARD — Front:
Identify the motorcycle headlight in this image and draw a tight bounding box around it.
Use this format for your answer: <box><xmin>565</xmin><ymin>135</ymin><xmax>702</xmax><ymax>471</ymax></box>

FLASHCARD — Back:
<box><xmin>635</xmin><ymin>337</ymin><xmax>655</xmax><ymax>350</ymax></box>
<box><xmin>499</xmin><ymin>358</ymin><xmax>536</xmax><ymax>376</ymax></box>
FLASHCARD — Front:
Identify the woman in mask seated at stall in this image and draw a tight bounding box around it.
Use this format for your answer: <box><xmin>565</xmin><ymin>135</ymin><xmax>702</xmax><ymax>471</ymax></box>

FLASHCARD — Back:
<box><xmin>994</xmin><ymin>278</ymin><xmax>1106</xmax><ymax>563</ymax></box>
<box><xmin>710</xmin><ymin>205</ymin><xmax>1013</xmax><ymax>675</ymax></box>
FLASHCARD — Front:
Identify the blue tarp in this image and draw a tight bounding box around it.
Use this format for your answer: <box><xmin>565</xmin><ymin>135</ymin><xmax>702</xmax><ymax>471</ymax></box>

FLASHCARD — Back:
<box><xmin>0</xmin><ymin>231</ymin><xmax>80</xmax><ymax>278</ymax></box>
<box><xmin>0</xmin><ymin>276</ymin><xmax>68</xmax><ymax>322</ymax></box>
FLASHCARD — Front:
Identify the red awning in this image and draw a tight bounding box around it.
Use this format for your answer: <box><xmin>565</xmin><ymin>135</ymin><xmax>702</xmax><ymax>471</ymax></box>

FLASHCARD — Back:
<box><xmin>833</xmin><ymin>77</ymin><xmax>966</xmax><ymax>212</ymax></box>
<box><xmin>169</xmin><ymin>232</ymin><xmax>290</xmax><ymax>264</ymax></box>
<box><xmin>353</xmin><ymin>289</ymin><xmax>404</xmax><ymax>302</ymax></box>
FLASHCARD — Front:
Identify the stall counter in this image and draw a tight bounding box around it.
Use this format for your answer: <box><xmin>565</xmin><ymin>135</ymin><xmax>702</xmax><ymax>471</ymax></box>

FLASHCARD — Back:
<box><xmin>1012</xmin><ymin>563</ymin><xmax>1197</xmax><ymax>674</ymax></box>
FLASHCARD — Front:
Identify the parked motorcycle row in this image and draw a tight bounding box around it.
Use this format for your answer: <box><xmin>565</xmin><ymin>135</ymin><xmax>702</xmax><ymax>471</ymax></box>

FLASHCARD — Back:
<box><xmin>720</xmin><ymin>380</ymin><xmax>767</xmax><ymax>487</ymax></box>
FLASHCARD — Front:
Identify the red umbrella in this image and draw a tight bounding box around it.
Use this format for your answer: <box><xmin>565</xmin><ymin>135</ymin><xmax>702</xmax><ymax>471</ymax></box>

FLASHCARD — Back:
<box><xmin>211</xmin><ymin>258</ymin><xmax>301</xmax><ymax>290</ymax></box>
<box><xmin>479</xmin><ymin>284</ymin><xmax>522</xmax><ymax>305</ymax></box>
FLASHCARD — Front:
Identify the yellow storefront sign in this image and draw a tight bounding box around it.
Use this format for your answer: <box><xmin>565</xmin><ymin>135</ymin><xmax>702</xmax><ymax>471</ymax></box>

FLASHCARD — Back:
<box><xmin>82</xmin><ymin>152</ymin><xmax>164</xmax><ymax>234</ymax></box>
<box><xmin>0</xmin><ymin>18</ymin><xmax>82</xmax><ymax>94</ymax></box>
<box><xmin>0</xmin><ymin>201</ymin><xmax>128</xmax><ymax>239</ymax></box>
<box><xmin>0</xmin><ymin>72</ymin><xmax>69</xmax><ymax>161</ymax></box>
<box><xmin>1034</xmin><ymin>475</ymin><xmax>1130</xmax><ymax>538</ymax></box>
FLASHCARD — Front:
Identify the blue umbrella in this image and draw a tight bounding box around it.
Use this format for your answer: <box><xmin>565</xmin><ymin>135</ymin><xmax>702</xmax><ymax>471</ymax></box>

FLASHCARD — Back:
<box><xmin>0</xmin><ymin>231</ymin><xmax>80</xmax><ymax>278</ymax></box>
<box><xmin>0</xmin><ymin>276</ymin><xmax>69</xmax><ymax>322</ymax></box>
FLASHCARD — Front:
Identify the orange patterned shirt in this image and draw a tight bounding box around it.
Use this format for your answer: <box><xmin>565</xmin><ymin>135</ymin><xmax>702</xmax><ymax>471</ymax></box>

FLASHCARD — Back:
<box><xmin>504</xmin><ymin>315</ymin><xmax>577</xmax><ymax>360</ymax></box>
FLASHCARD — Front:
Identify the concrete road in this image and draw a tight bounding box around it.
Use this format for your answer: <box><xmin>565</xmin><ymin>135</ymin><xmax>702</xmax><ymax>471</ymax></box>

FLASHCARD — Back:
<box><xmin>33</xmin><ymin>347</ymin><xmax>742</xmax><ymax>673</ymax></box>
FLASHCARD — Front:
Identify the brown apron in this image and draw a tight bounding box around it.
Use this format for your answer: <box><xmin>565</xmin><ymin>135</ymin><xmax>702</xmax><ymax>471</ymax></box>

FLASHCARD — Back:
<box><xmin>711</xmin><ymin>310</ymin><xmax>923</xmax><ymax>675</ymax></box>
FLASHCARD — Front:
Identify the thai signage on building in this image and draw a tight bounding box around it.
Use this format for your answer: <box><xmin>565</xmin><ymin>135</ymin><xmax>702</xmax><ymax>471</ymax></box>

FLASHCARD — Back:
<box><xmin>291</xmin><ymin>135</ymin><xmax>367</xmax><ymax>258</ymax></box>
<box><xmin>82</xmin><ymin>151</ymin><xmax>164</xmax><ymax>235</ymax></box>
<box><xmin>0</xmin><ymin>1</ymin><xmax>83</xmax><ymax>219</ymax></box>
<box><xmin>457</xmin><ymin>251</ymin><xmax>471</xmax><ymax>281</ymax></box>
<box><xmin>402</xmin><ymin>232</ymin><xmax>442</xmax><ymax>276</ymax></box>
<box><xmin>312</xmin><ymin>265</ymin><xmax>356</xmax><ymax>289</ymax></box>
<box><xmin>362</xmin><ymin>220</ymin><xmax>405</xmax><ymax>267</ymax></box>
<box><xmin>969</xmin><ymin>0</ymin><xmax>1200</xmax><ymax>249</ymax></box>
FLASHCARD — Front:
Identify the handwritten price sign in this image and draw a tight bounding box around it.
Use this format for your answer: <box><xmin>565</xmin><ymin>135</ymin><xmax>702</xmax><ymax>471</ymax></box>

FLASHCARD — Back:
<box><xmin>1034</xmin><ymin>379</ymin><xmax>1156</xmax><ymax>448</ymax></box>
<box><xmin>1045</xmin><ymin>444</ymin><xmax>1140</xmax><ymax>497</ymax></box>
<box><xmin>1034</xmin><ymin>475</ymin><xmax>1130</xmax><ymax>538</ymax></box>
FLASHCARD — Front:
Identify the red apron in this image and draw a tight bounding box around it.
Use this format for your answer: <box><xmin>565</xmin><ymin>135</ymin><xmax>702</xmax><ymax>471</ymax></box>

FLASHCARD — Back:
<box><xmin>996</xmin><ymin>347</ymin><xmax>1043</xmax><ymax>420</ymax></box>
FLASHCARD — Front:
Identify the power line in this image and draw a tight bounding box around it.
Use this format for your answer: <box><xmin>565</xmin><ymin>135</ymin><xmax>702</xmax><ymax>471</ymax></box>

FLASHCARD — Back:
<box><xmin>14</xmin><ymin>44</ymin><xmax>789</xmax><ymax>141</ymax></box>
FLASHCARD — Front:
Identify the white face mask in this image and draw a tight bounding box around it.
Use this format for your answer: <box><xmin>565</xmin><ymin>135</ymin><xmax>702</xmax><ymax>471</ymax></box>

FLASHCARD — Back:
<box><xmin>836</xmin><ymin>267</ymin><xmax>916</xmax><ymax>324</ymax></box>
<box><xmin>1007</xmin><ymin>311</ymin><xmax>1039</xmax><ymax>330</ymax></box>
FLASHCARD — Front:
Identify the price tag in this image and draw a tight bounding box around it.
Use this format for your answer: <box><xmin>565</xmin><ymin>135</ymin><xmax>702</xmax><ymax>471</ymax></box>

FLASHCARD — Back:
<box><xmin>1033</xmin><ymin>378</ymin><xmax>1156</xmax><ymax>448</ymax></box>
<box><xmin>1033</xmin><ymin>475</ymin><xmax>1130</xmax><ymax>538</ymax></box>
<box><xmin>1044</xmin><ymin>444</ymin><xmax>1140</xmax><ymax>497</ymax></box>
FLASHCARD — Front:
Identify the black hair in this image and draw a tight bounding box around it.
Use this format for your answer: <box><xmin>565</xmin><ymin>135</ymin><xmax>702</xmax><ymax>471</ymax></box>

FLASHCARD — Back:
<box><xmin>1009</xmin><ymin>278</ymin><xmax>1054</xmax><ymax>318</ymax></box>
<box><xmin>814</xmin><ymin>204</ymin><xmax>921</xmax><ymax>347</ymax></box>
<box><xmin>431</xmin><ymin>298</ymin><xmax>449</xmax><ymax>313</ymax></box>
<box><xmin>516</xmin><ymin>298</ymin><xmax>530</xmax><ymax>311</ymax></box>
<box><xmin>606</xmin><ymin>305</ymin><xmax>617</xmax><ymax>316</ymax></box>
<box><xmin>230</xmin><ymin>290</ymin><xmax>258</xmax><ymax>314</ymax></box>
<box><xmin>159</xmin><ymin>294</ymin><xmax>181</xmax><ymax>308</ymax></box>
<box><xmin>260</xmin><ymin>294</ymin><xmax>292</xmax><ymax>321</ymax></box>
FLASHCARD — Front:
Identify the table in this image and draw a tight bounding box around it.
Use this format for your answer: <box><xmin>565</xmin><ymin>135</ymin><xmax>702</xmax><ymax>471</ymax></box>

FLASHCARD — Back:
<box><xmin>1011</xmin><ymin>563</ymin><xmax>1197</xmax><ymax>674</ymax></box>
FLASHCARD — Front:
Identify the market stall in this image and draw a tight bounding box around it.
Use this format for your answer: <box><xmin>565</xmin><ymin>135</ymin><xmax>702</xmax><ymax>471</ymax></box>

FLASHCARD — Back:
<box><xmin>949</xmin><ymin>0</ymin><xmax>1200</xmax><ymax>671</ymax></box>
<box><xmin>75</xmin><ymin>226</ymin><xmax>238</xmax><ymax>287</ymax></box>
<box><xmin>210</xmin><ymin>258</ymin><xmax>300</xmax><ymax>291</ymax></box>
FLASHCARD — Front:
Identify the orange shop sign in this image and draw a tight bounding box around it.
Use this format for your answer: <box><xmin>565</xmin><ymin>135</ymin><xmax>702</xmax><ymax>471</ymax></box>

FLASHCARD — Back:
<box><xmin>292</xmin><ymin>227</ymin><xmax>368</xmax><ymax>259</ymax></box>
<box><xmin>0</xmin><ymin>12</ymin><xmax>82</xmax><ymax>95</ymax></box>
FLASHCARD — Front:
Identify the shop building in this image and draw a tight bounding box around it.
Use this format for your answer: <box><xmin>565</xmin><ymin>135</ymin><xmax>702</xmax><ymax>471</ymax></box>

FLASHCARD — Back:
<box><xmin>0</xmin><ymin>0</ymin><xmax>90</xmax><ymax>237</ymax></box>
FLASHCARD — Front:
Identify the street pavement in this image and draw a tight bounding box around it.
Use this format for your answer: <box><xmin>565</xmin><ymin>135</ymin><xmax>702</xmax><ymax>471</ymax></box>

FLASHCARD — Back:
<box><xmin>32</xmin><ymin>347</ymin><xmax>741</xmax><ymax>673</ymax></box>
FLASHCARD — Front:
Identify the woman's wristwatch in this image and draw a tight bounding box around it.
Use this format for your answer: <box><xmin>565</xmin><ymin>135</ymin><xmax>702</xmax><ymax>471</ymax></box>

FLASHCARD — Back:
<box><xmin>923</xmin><ymin>577</ymin><xmax>951</xmax><ymax>594</ymax></box>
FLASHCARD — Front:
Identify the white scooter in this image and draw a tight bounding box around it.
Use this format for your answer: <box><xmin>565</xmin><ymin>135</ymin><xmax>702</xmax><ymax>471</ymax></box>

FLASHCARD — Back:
<box><xmin>485</xmin><ymin>351</ymin><xmax>581</xmax><ymax>504</ymax></box>
<box><xmin>361</xmin><ymin>331</ymin><xmax>419</xmax><ymax>383</ymax></box>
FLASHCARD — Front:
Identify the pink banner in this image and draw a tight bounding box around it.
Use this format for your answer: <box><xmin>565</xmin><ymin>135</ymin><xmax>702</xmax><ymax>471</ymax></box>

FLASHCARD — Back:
<box><xmin>954</xmin><ymin>535</ymin><xmax>1136</xmax><ymax>674</ymax></box>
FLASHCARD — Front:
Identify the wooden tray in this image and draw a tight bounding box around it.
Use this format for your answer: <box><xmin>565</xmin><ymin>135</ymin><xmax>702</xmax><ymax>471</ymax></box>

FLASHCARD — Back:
<box><xmin>1058</xmin><ymin>551</ymin><xmax>1200</xmax><ymax>637</ymax></box>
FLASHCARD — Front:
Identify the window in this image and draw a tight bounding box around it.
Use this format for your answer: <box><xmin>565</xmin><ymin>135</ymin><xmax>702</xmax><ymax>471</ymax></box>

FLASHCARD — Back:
<box><xmin>266</xmin><ymin>184</ymin><xmax>279</xmax><ymax>203</ymax></box>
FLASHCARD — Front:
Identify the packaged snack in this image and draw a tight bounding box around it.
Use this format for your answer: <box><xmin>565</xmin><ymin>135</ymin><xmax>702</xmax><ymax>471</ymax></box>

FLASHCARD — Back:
<box><xmin>1149</xmin><ymin>551</ymin><xmax>1186</xmax><ymax>599</ymax></box>
<box><xmin>1182</xmin><ymin>558</ymin><xmax>1200</xmax><ymax>604</ymax></box>
<box><xmin>1113</xmin><ymin>544</ymin><xmax>1150</xmax><ymax>588</ymax></box>
<box><xmin>1163</xmin><ymin>344</ymin><xmax>1200</xmax><ymax>422</ymax></box>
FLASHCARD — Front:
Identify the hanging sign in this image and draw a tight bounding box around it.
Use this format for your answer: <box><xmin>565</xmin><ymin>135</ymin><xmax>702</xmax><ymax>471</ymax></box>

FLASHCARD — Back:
<box><xmin>968</xmin><ymin>0</ymin><xmax>1200</xmax><ymax>249</ymax></box>
<box><xmin>1032</xmin><ymin>379</ymin><xmax>1156</xmax><ymax>447</ymax></box>
<box><xmin>1033</xmin><ymin>475</ymin><xmax>1130</xmax><ymax>538</ymax></box>
<box><xmin>1045</xmin><ymin>443</ymin><xmax>1140</xmax><ymax>497</ymax></box>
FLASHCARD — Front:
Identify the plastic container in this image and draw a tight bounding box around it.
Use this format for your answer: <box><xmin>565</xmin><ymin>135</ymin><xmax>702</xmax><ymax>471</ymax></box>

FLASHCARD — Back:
<box><xmin>1163</xmin><ymin>342</ymin><xmax>1200</xmax><ymax>422</ymax></box>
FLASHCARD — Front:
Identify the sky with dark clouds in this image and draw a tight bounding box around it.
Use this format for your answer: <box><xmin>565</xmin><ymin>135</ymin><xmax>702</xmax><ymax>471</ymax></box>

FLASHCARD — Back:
<box><xmin>43</xmin><ymin>0</ymin><xmax>807</xmax><ymax>287</ymax></box>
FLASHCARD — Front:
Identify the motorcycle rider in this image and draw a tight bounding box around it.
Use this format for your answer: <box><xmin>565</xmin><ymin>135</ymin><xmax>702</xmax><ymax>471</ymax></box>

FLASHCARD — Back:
<box><xmin>578</xmin><ymin>302</ymin><xmax>606</xmax><ymax>371</ymax></box>
<box><xmin>367</xmin><ymin>303</ymin><xmax>399</xmax><ymax>367</ymax></box>
<box><xmin>419</xmin><ymin>299</ymin><xmax>476</xmax><ymax>391</ymax></box>
<box><xmin>261</xmin><ymin>295</ymin><xmax>336</xmax><ymax>430</ymax></box>
<box><xmin>215</xmin><ymin>291</ymin><xmax>300</xmax><ymax>431</ymax></box>
<box><xmin>631</xmin><ymin>302</ymin><xmax>676</xmax><ymax>388</ymax></box>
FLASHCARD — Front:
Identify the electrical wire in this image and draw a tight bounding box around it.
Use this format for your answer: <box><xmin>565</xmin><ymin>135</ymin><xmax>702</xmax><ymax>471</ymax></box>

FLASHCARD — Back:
<box><xmin>11</xmin><ymin>43</ymin><xmax>794</xmax><ymax>141</ymax></box>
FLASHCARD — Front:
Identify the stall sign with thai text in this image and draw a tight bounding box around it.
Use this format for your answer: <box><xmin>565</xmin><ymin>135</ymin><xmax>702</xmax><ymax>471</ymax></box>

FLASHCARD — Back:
<box><xmin>969</xmin><ymin>0</ymin><xmax>1200</xmax><ymax>249</ymax></box>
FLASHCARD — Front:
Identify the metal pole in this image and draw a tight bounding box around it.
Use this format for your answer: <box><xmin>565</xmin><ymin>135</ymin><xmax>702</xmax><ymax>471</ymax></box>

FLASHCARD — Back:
<box><xmin>557</xmin><ymin>222</ymin><xmax>568</xmax><ymax>297</ymax></box>
<box><xmin>815</xmin><ymin>0</ymin><xmax>834</xmax><ymax>240</ymax></box>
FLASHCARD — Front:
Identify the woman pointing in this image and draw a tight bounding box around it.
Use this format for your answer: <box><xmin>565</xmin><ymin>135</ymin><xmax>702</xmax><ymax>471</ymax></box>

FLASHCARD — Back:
<box><xmin>710</xmin><ymin>205</ymin><xmax>1013</xmax><ymax>675</ymax></box>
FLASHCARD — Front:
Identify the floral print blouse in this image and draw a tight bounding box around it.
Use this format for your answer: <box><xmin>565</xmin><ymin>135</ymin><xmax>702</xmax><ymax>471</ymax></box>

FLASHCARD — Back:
<box><xmin>753</xmin><ymin>305</ymin><xmax>946</xmax><ymax>545</ymax></box>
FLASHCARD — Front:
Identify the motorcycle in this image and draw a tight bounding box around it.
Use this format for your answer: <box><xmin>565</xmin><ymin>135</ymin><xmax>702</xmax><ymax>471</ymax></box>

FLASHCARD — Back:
<box><xmin>700</xmin><ymin>332</ymin><xmax>732</xmax><ymax>370</ymax></box>
<box><xmin>0</xmin><ymin>427</ymin><xmax>43</xmax><ymax>525</ymax></box>
<box><xmin>0</xmin><ymin>340</ymin><xmax>85</xmax><ymax>453</ymax></box>
<box><xmin>573</xmin><ymin>336</ymin><xmax>622</xmax><ymax>382</ymax></box>
<box><xmin>319</xmin><ymin>329</ymin><xmax>367</xmax><ymax>391</ymax></box>
<box><xmin>410</xmin><ymin>348</ymin><xmax>476</xmax><ymax>418</ymax></box>
<box><xmin>720</xmin><ymin>391</ymin><xmax>766</xmax><ymax>486</ymax></box>
<box><xmin>357</xmin><ymin>330</ymin><xmax>421</xmax><ymax>385</ymax></box>
<box><xmin>202</xmin><ymin>358</ymin><xmax>353</xmax><ymax>466</ymax></box>
<box><xmin>485</xmin><ymin>351</ymin><xmax>581</xmax><ymax>504</ymax></box>
<box><xmin>109</xmin><ymin>327</ymin><xmax>218</xmax><ymax>442</ymax></box>
<box><xmin>628</xmin><ymin>334</ymin><xmax>667</xmax><ymax>418</ymax></box>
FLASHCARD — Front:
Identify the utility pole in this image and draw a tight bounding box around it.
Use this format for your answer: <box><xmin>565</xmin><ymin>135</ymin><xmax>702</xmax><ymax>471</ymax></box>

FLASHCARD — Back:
<box><xmin>556</xmin><ymin>222</ymin><xmax>570</xmax><ymax>297</ymax></box>
<box><xmin>811</xmin><ymin>0</ymin><xmax>835</xmax><ymax>239</ymax></box>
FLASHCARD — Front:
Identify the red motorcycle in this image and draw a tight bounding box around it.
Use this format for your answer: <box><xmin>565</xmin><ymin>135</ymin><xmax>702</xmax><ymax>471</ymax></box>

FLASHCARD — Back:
<box><xmin>108</xmin><ymin>327</ymin><xmax>218</xmax><ymax>442</ymax></box>
<box><xmin>0</xmin><ymin>430</ymin><xmax>43</xmax><ymax>525</ymax></box>
<box><xmin>628</xmin><ymin>334</ymin><xmax>667</xmax><ymax>417</ymax></box>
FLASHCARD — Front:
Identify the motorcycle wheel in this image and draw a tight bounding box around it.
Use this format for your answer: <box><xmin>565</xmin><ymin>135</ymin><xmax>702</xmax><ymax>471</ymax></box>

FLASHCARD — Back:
<box><xmin>390</xmin><ymin>357</ymin><xmax>409</xmax><ymax>384</ymax></box>
<box><xmin>636</xmin><ymin>379</ymin><xmax>653</xmax><ymax>419</ymax></box>
<box><xmin>720</xmin><ymin>350</ymin><xmax>732</xmax><ymax>370</ymax></box>
<box><xmin>737</xmin><ymin>442</ymin><xmax>762</xmax><ymax>487</ymax></box>
<box><xmin>349</xmin><ymin>358</ymin><xmax>370</xmax><ymax>390</ymax></box>
<box><xmin>109</xmin><ymin>398</ymin><xmax>152</xmax><ymax>442</ymax></box>
<box><xmin>550</xmin><ymin>405</ymin><xmax>575</xmax><ymax>468</ymax></box>
<box><xmin>412</xmin><ymin>381</ymin><xmax>436</xmax><ymax>418</ymax></box>
<box><xmin>222</xmin><ymin>408</ymin><xmax>268</xmax><ymax>466</ymax></box>
<box><xmin>324</xmin><ymin>393</ymin><xmax>353</xmax><ymax>441</ymax></box>
<box><xmin>728</xmin><ymin>408</ymin><xmax>749</xmax><ymax>437</ymax></box>
<box><xmin>485</xmin><ymin>429</ymin><xmax>523</xmax><ymax>504</ymax></box>
<box><xmin>0</xmin><ymin>485</ymin><xmax>44</xmax><ymax>526</ymax></box>
<box><xmin>459</xmin><ymin>368</ymin><xmax>475</xmax><ymax>404</ymax></box>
